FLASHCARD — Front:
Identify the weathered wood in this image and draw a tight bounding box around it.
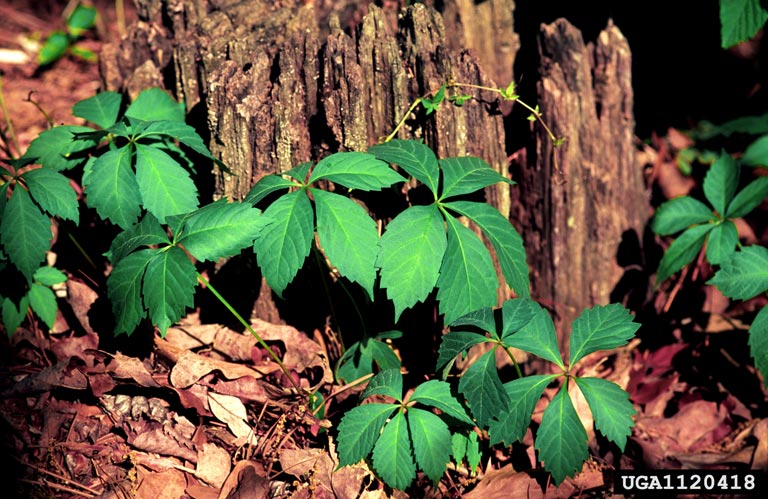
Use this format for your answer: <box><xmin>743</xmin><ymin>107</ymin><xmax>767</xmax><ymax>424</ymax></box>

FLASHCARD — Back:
<box><xmin>515</xmin><ymin>19</ymin><xmax>648</xmax><ymax>353</ymax></box>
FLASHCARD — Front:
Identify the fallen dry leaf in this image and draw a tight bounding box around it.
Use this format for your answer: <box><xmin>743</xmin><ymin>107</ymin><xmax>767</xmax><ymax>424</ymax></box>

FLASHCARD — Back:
<box><xmin>197</xmin><ymin>442</ymin><xmax>232</xmax><ymax>488</ymax></box>
<box><xmin>218</xmin><ymin>460</ymin><xmax>270</xmax><ymax>499</ymax></box>
<box><xmin>104</xmin><ymin>351</ymin><xmax>163</xmax><ymax>387</ymax></box>
<box><xmin>462</xmin><ymin>465</ymin><xmax>542</xmax><ymax>499</ymax></box>
<box><xmin>280</xmin><ymin>446</ymin><xmax>377</xmax><ymax>499</ymax></box>
<box><xmin>126</xmin><ymin>419</ymin><xmax>198</xmax><ymax>462</ymax></box>
<box><xmin>208</xmin><ymin>392</ymin><xmax>258</xmax><ymax>445</ymax></box>
<box><xmin>634</xmin><ymin>399</ymin><xmax>732</xmax><ymax>467</ymax></box>
<box><xmin>167</xmin><ymin>347</ymin><xmax>278</xmax><ymax>389</ymax></box>
<box><xmin>2</xmin><ymin>357</ymin><xmax>89</xmax><ymax>396</ymax></box>
<box><xmin>655</xmin><ymin>160</ymin><xmax>695</xmax><ymax>200</ymax></box>
<box><xmin>251</xmin><ymin>319</ymin><xmax>333</xmax><ymax>386</ymax></box>
<box><xmin>65</xmin><ymin>278</ymin><xmax>99</xmax><ymax>335</ymax></box>
<box><xmin>135</xmin><ymin>466</ymin><xmax>187</xmax><ymax>499</ymax></box>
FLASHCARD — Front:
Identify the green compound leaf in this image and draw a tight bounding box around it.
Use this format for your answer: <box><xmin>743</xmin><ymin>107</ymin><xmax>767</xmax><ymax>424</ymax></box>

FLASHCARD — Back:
<box><xmin>443</xmin><ymin>200</ymin><xmax>530</xmax><ymax>298</ymax></box>
<box><xmin>369</xmin><ymin>337</ymin><xmax>402</xmax><ymax>371</ymax></box>
<box><xmin>177</xmin><ymin>199</ymin><xmax>268</xmax><ymax>262</ymax></box>
<box><xmin>137</xmin><ymin>121</ymin><xmax>221</xmax><ymax>164</ymax></box>
<box><xmin>284</xmin><ymin>162</ymin><xmax>312</xmax><ymax>183</ymax></box>
<box><xmin>0</xmin><ymin>183</ymin><xmax>7</xmax><ymax>218</ymax></box>
<box><xmin>726</xmin><ymin>176</ymin><xmax>768</xmax><ymax>218</ymax></box>
<box><xmin>83</xmin><ymin>147</ymin><xmax>142</xmax><ymax>229</ymax></box>
<box><xmin>313</xmin><ymin>189</ymin><xmax>378</xmax><ymax>299</ymax></box>
<box><xmin>337</xmin><ymin>341</ymin><xmax>374</xmax><ymax>382</ymax></box>
<box><xmin>125</xmin><ymin>88</ymin><xmax>185</xmax><ymax>123</ymax></box>
<box><xmin>244</xmin><ymin>175</ymin><xmax>296</xmax><ymax>206</ymax></box>
<box><xmin>436</xmin><ymin>215</ymin><xmax>498</xmax><ymax>325</ymax></box>
<box><xmin>337</xmin><ymin>337</ymin><xmax>401</xmax><ymax>383</ymax></box>
<box><xmin>651</xmin><ymin>196</ymin><xmax>715</xmax><ymax>236</ymax></box>
<box><xmin>73</xmin><ymin>91</ymin><xmax>122</xmax><ymax>128</ymax></box>
<box><xmin>535</xmin><ymin>384</ymin><xmax>588</xmax><ymax>485</ymax></box>
<box><xmin>2</xmin><ymin>295</ymin><xmax>29</xmax><ymax>337</ymax></box>
<box><xmin>465</xmin><ymin>431</ymin><xmax>482</xmax><ymax>472</ymax></box>
<box><xmin>22</xmin><ymin>168</ymin><xmax>79</xmax><ymax>223</ymax></box>
<box><xmin>458</xmin><ymin>349</ymin><xmax>509</xmax><ymax>427</ymax></box>
<box><xmin>708</xmin><ymin>245</ymin><xmax>768</xmax><ymax>300</ymax></box>
<box><xmin>309</xmin><ymin>151</ymin><xmax>406</xmax><ymax>191</ymax></box>
<box><xmin>656</xmin><ymin>223</ymin><xmax>714</xmax><ymax>284</ymax></box>
<box><xmin>362</xmin><ymin>369</ymin><xmax>403</xmax><ymax>402</ymax></box>
<box><xmin>505</xmin><ymin>301</ymin><xmax>564</xmax><ymax>370</ymax></box>
<box><xmin>501</xmin><ymin>298</ymin><xmax>537</xmax><ymax>340</ymax></box>
<box><xmin>376</xmin><ymin>205</ymin><xmax>447</xmax><ymax>320</ymax></box>
<box><xmin>135</xmin><ymin>144</ymin><xmax>199</xmax><ymax>223</ymax></box>
<box><xmin>703</xmin><ymin>152</ymin><xmax>740</xmax><ymax>216</ymax></box>
<box><xmin>568</xmin><ymin>304</ymin><xmax>640</xmax><ymax>368</ymax></box>
<box><xmin>489</xmin><ymin>374</ymin><xmax>557</xmax><ymax>446</ymax></box>
<box><xmin>1</xmin><ymin>188</ymin><xmax>52</xmax><ymax>280</ymax></box>
<box><xmin>720</xmin><ymin>0</ymin><xmax>768</xmax><ymax>48</ymax></box>
<box><xmin>574</xmin><ymin>377</ymin><xmax>636</xmax><ymax>451</ymax></box>
<box><xmin>452</xmin><ymin>432</ymin><xmax>468</xmax><ymax>467</ymax></box>
<box><xmin>66</xmin><ymin>4</ymin><xmax>97</xmax><ymax>36</ymax></box>
<box><xmin>407</xmin><ymin>408</ymin><xmax>452</xmax><ymax>483</ymax></box>
<box><xmin>439</xmin><ymin>156</ymin><xmax>514</xmax><ymax>200</ymax></box>
<box><xmin>143</xmin><ymin>246</ymin><xmax>197</xmax><ymax>335</ymax></box>
<box><xmin>70</xmin><ymin>44</ymin><xmax>97</xmax><ymax>63</ymax></box>
<box><xmin>33</xmin><ymin>266</ymin><xmax>67</xmax><ymax>286</ymax></box>
<box><xmin>337</xmin><ymin>403</ymin><xmax>398</xmax><ymax>467</ymax></box>
<box><xmin>449</xmin><ymin>307</ymin><xmax>496</xmax><ymax>335</ymax></box>
<box><xmin>436</xmin><ymin>330</ymin><xmax>490</xmax><ymax>375</ymax></box>
<box><xmin>254</xmin><ymin>191</ymin><xmax>314</xmax><ymax>297</ymax></box>
<box><xmin>742</xmin><ymin>135</ymin><xmax>768</xmax><ymax>167</ymax></box>
<box><xmin>106</xmin><ymin>214</ymin><xmax>169</xmax><ymax>265</ymax></box>
<box><xmin>22</xmin><ymin>125</ymin><xmax>97</xmax><ymax>171</ymax></box>
<box><xmin>410</xmin><ymin>379</ymin><xmax>473</xmax><ymax>425</ymax></box>
<box><xmin>369</xmin><ymin>139</ymin><xmax>440</xmax><ymax>197</ymax></box>
<box><xmin>38</xmin><ymin>31</ymin><xmax>69</xmax><ymax>66</ymax></box>
<box><xmin>422</xmin><ymin>85</ymin><xmax>446</xmax><ymax>115</ymax></box>
<box><xmin>28</xmin><ymin>283</ymin><xmax>57</xmax><ymax>329</ymax></box>
<box><xmin>373</xmin><ymin>411</ymin><xmax>416</xmax><ymax>491</ymax></box>
<box><xmin>706</xmin><ymin>220</ymin><xmax>739</xmax><ymax>265</ymax></box>
<box><xmin>108</xmin><ymin>248</ymin><xmax>156</xmax><ymax>335</ymax></box>
<box><xmin>748</xmin><ymin>306</ymin><xmax>768</xmax><ymax>388</ymax></box>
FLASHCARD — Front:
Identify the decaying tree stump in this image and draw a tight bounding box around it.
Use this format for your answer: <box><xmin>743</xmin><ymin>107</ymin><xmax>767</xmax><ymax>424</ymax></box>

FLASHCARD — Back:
<box><xmin>100</xmin><ymin>1</ymin><xmax>649</xmax><ymax>344</ymax></box>
<box><xmin>514</xmin><ymin>19</ymin><xmax>648</xmax><ymax>353</ymax></box>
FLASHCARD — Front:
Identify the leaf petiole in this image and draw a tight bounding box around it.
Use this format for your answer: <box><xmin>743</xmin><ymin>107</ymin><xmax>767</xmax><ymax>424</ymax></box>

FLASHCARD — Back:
<box><xmin>196</xmin><ymin>272</ymin><xmax>305</xmax><ymax>396</ymax></box>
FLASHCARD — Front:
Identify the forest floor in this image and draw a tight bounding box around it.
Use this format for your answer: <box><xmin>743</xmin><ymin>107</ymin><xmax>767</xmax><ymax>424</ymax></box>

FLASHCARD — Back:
<box><xmin>1</xmin><ymin>1</ymin><xmax>767</xmax><ymax>498</ymax></box>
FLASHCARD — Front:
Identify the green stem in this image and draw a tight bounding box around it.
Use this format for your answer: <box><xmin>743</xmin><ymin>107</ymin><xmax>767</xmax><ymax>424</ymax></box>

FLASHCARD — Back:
<box><xmin>447</xmin><ymin>81</ymin><xmax>562</xmax><ymax>146</ymax></box>
<box><xmin>67</xmin><ymin>232</ymin><xmax>98</xmax><ymax>270</ymax></box>
<box><xmin>196</xmin><ymin>272</ymin><xmax>305</xmax><ymax>396</ymax></box>
<box><xmin>24</xmin><ymin>93</ymin><xmax>54</xmax><ymax>128</ymax></box>
<box><xmin>384</xmin><ymin>97</ymin><xmax>423</xmax><ymax>143</ymax></box>
<box><xmin>501</xmin><ymin>344</ymin><xmax>523</xmax><ymax>379</ymax></box>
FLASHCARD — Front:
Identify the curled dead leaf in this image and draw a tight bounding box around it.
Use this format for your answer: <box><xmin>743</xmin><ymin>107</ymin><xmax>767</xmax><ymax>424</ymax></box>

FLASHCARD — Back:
<box><xmin>251</xmin><ymin>319</ymin><xmax>333</xmax><ymax>386</ymax></box>
<box><xmin>196</xmin><ymin>442</ymin><xmax>232</xmax><ymax>488</ymax></box>
<box><xmin>208</xmin><ymin>392</ymin><xmax>258</xmax><ymax>445</ymax></box>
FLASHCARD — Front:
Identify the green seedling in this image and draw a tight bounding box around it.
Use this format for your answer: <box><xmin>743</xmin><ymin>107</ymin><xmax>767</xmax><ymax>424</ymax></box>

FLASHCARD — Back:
<box><xmin>38</xmin><ymin>2</ymin><xmax>98</xmax><ymax>66</ymax></box>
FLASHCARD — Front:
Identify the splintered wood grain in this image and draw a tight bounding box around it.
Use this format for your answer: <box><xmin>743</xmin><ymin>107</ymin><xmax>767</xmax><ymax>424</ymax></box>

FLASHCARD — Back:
<box><xmin>519</xmin><ymin>19</ymin><xmax>648</xmax><ymax>351</ymax></box>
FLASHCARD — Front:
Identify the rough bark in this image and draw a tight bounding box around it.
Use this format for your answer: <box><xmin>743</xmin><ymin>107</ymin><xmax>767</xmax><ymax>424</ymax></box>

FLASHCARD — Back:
<box><xmin>514</xmin><ymin>19</ymin><xmax>648</xmax><ymax>353</ymax></box>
